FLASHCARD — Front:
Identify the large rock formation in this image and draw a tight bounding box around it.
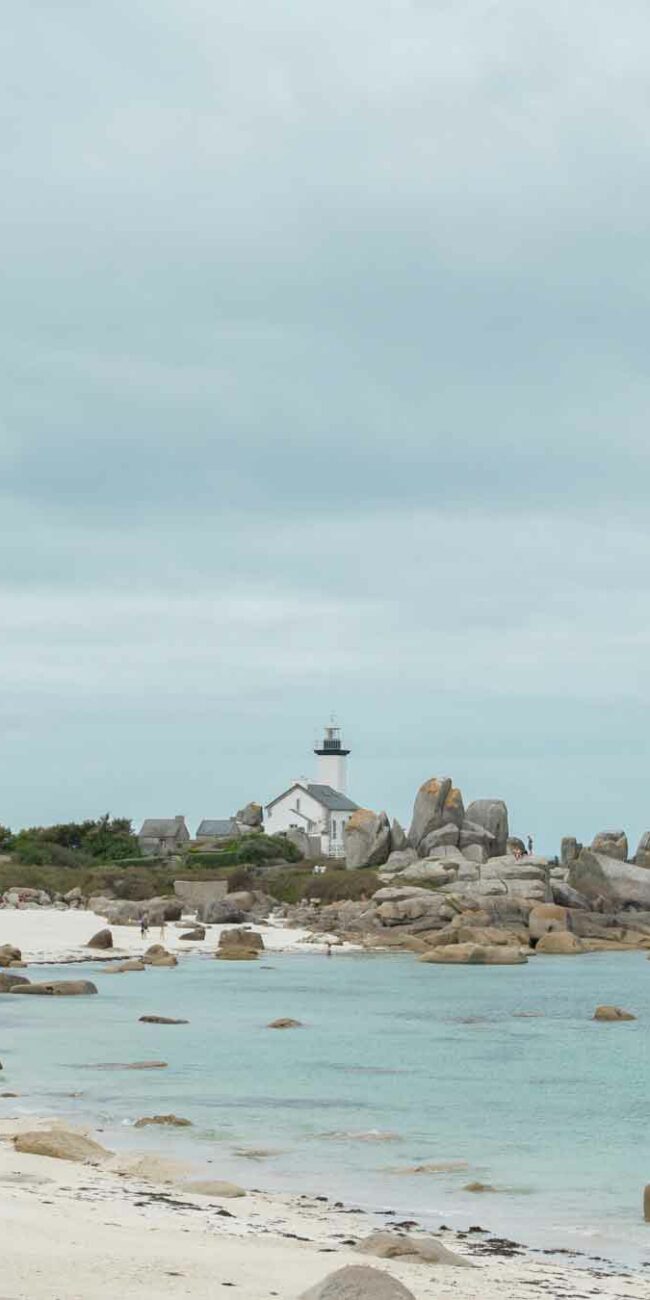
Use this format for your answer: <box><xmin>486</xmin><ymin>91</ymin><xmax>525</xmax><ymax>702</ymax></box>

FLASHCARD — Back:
<box><xmin>408</xmin><ymin>778</ymin><xmax>464</xmax><ymax>849</ymax></box>
<box><xmin>344</xmin><ymin>809</ymin><xmax>391</xmax><ymax>869</ymax></box>
<box><xmin>235</xmin><ymin>801</ymin><xmax>263</xmax><ymax>828</ymax></box>
<box><xmin>590</xmin><ymin>830</ymin><xmax>628</xmax><ymax>862</ymax></box>
<box><xmin>634</xmin><ymin>832</ymin><xmax>650</xmax><ymax>869</ymax></box>
<box><xmin>569</xmin><ymin>850</ymin><xmax>650</xmax><ymax>909</ymax></box>
<box><xmin>464</xmin><ymin>799</ymin><xmax>509</xmax><ymax>857</ymax></box>
<box><xmin>561</xmin><ymin>836</ymin><xmax>582</xmax><ymax>867</ymax></box>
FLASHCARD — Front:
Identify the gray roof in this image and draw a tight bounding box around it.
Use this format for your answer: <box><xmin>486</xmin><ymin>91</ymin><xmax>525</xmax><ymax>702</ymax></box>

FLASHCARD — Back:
<box><xmin>306</xmin><ymin>785</ymin><xmax>359</xmax><ymax>812</ymax></box>
<box><xmin>138</xmin><ymin>818</ymin><xmax>187</xmax><ymax>838</ymax></box>
<box><xmin>196</xmin><ymin>819</ymin><xmax>237</xmax><ymax>838</ymax></box>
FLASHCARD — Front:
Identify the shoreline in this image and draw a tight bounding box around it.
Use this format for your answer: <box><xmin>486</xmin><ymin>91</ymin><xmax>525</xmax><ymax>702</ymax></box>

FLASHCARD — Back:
<box><xmin>0</xmin><ymin>1115</ymin><xmax>647</xmax><ymax>1300</ymax></box>
<box><xmin>1</xmin><ymin>908</ymin><xmax>649</xmax><ymax>1296</ymax></box>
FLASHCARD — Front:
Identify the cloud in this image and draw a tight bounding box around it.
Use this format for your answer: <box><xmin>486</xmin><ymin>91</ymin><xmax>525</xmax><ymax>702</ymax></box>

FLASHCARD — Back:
<box><xmin>1</xmin><ymin>1</ymin><xmax>648</xmax><ymax>843</ymax></box>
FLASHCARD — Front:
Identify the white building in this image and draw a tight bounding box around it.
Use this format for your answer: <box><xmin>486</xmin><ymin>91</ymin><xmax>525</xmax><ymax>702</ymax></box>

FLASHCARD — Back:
<box><xmin>264</xmin><ymin>725</ymin><xmax>358</xmax><ymax>858</ymax></box>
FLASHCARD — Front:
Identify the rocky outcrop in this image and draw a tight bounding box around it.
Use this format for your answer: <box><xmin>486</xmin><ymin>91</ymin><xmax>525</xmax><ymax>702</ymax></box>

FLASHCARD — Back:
<box><xmin>464</xmin><ymin>799</ymin><xmax>509</xmax><ymax>857</ymax></box>
<box><xmin>408</xmin><ymin>778</ymin><xmax>464</xmax><ymax>849</ymax></box>
<box><xmin>390</xmin><ymin>820</ymin><xmax>408</xmax><ymax>851</ymax></box>
<box><xmin>634</xmin><ymin>832</ymin><xmax>650</xmax><ymax>869</ymax></box>
<box><xmin>569</xmin><ymin>850</ymin><xmax>650</xmax><ymax>908</ymax></box>
<box><xmin>14</xmin><ymin>1129</ymin><xmax>110</xmax><ymax>1164</ymax></box>
<box><xmin>551</xmin><ymin>881</ymin><xmax>589</xmax><ymax>909</ymax></box>
<box><xmin>418</xmin><ymin>823</ymin><xmax>460</xmax><ymax>856</ymax></box>
<box><xmin>285</xmin><ymin>827</ymin><xmax>312</xmax><ymax>859</ymax></box>
<box><xmin>235</xmin><ymin>801</ymin><xmax>263</xmax><ymax>828</ymax></box>
<box><xmin>383</xmin><ymin>848</ymin><xmax>418</xmax><ymax>872</ymax></box>
<box><xmin>344</xmin><ymin>809</ymin><xmax>391</xmax><ymax>869</ymax></box>
<box><xmin>198</xmin><ymin>890</ymin><xmax>272</xmax><ymax>926</ymax></box>
<box><xmin>300</xmin><ymin>1266</ymin><xmax>415</xmax><ymax>1300</ymax></box>
<box><xmin>86</xmin><ymin>928</ymin><xmax>112</xmax><ymax>950</ymax></box>
<box><xmin>590</xmin><ymin>830</ymin><xmax>628</xmax><ymax>862</ymax></box>
<box><xmin>561</xmin><ymin>836</ymin><xmax>582</xmax><ymax>867</ymax></box>
<box><xmin>528</xmin><ymin>903</ymin><xmax>568</xmax><ymax>941</ymax></box>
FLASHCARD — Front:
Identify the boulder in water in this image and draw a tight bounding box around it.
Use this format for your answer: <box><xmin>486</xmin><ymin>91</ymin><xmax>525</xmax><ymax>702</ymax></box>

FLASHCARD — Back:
<box><xmin>593</xmin><ymin>1005</ymin><xmax>636</xmax><ymax>1022</ymax></box>
<box><xmin>9</xmin><ymin>980</ymin><xmax>97</xmax><ymax>996</ymax></box>
<box><xmin>535</xmin><ymin>931</ymin><xmax>584</xmax><ymax>955</ymax></box>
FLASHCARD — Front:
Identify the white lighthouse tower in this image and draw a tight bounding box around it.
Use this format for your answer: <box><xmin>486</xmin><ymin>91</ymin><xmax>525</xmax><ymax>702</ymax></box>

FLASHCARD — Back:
<box><xmin>314</xmin><ymin>723</ymin><xmax>350</xmax><ymax>794</ymax></box>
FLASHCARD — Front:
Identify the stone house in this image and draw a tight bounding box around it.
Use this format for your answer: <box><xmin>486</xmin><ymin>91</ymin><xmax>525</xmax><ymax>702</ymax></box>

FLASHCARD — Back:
<box><xmin>137</xmin><ymin>815</ymin><xmax>190</xmax><ymax>858</ymax></box>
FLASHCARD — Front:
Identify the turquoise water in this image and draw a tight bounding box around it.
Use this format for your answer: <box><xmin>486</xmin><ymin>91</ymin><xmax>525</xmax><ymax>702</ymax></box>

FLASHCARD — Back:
<box><xmin>2</xmin><ymin>948</ymin><xmax>650</xmax><ymax>1268</ymax></box>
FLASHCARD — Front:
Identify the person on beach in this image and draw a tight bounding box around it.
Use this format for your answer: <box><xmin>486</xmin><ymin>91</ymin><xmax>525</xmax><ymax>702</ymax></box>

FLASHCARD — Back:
<box><xmin>159</xmin><ymin>920</ymin><xmax>166</xmax><ymax>940</ymax></box>
<box><xmin>326</xmin><ymin>942</ymin><xmax>332</xmax><ymax>958</ymax></box>
<box><xmin>140</xmin><ymin>917</ymin><xmax>149</xmax><ymax>939</ymax></box>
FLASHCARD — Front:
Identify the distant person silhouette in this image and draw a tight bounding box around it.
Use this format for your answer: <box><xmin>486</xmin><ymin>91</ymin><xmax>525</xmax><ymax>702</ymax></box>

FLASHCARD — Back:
<box><xmin>527</xmin><ymin>835</ymin><xmax>533</xmax><ymax>854</ymax></box>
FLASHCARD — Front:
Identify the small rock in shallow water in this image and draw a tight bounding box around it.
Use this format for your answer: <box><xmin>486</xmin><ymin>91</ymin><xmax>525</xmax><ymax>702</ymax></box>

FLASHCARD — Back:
<box><xmin>139</xmin><ymin>1015</ymin><xmax>188</xmax><ymax>1024</ymax></box>
<box><xmin>464</xmin><ymin>1181</ymin><xmax>496</xmax><ymax>1193</ymax></box>
<box><xmin>134</xmin><ymin>1115</ymin><xmax>192</xmax><ymax>1128</ymax></box>
<box><xmin>593</xmin><ymin>1005</ymin><xmax>636</xmax><ymax>1021</ymax></box>
<box><xmin>268</xmin><ymin>1018</ymin><xmax>302</xmax><ymax>1029</ymax></box>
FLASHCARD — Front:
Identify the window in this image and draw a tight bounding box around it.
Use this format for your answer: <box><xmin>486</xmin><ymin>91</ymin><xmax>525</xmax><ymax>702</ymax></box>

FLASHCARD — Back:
<box><xmin>296</xmin><ymin>797</ymin><xmax>301</xmax><ymax>811</ymax></box>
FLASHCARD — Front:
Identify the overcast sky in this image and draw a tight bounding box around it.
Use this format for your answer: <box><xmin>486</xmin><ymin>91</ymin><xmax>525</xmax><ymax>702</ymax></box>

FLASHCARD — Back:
<box><xmin>2</xmin><ymin>1</ymin><xmax>649</xmax><ymax>851</ymax></box>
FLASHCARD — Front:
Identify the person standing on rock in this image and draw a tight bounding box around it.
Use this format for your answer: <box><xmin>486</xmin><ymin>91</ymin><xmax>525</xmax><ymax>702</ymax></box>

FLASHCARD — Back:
<box><xmin>527</xmin><ymin>835</ymin><xmax>533</xmax><ymax>854</ymax></box>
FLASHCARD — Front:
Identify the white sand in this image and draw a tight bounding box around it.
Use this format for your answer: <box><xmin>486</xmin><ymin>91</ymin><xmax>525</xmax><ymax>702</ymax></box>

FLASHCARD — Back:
<box><xmin>0</xmin><ymin>910</ymin><xmax>647</xmax><ymax>1297</ymax></box>
<box><xmin>0</xmin><ymin>906</ymin><xmax>335</xmax><ymax>963</ymax></box>
<box><xmin>0</xmin><ymin>1119</ymin><xmax>646</xmax><ymax>1300</ymax></box>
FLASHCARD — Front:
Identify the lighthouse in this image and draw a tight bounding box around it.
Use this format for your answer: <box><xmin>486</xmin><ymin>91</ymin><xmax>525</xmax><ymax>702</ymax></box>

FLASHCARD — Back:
<box><xmin>314</xmin><ymin>723</ymin><xmax>350</xmax><ymax>794</ymax></box>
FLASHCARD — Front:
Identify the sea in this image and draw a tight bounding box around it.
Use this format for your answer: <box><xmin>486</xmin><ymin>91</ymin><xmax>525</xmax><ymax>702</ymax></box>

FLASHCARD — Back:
<box><xmin>2</xmin><ymin>947</ymin><xmax>649</xmax><ymax>1270</ymax></box>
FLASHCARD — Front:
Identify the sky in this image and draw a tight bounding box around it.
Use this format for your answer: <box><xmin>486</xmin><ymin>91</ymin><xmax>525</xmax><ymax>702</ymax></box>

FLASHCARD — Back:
<box><xmin>2</xmin><ymin>1</ymin><xmax>650</xmax><ymax>853</ymax></box>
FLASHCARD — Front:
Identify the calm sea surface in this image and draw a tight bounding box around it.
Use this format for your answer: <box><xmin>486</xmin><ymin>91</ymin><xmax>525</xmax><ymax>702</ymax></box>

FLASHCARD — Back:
<box><xmin>3</xmin><ymin>948</ymin><xmax>650</xmax><ymax>1267</ymax></box>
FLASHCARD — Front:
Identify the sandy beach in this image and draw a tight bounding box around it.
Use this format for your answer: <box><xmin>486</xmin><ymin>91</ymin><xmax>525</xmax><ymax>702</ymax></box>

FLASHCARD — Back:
<box><xmin>1</xmin><ymin>908</ymin><xmax>648</xmax><ymax>1299</ymax></box>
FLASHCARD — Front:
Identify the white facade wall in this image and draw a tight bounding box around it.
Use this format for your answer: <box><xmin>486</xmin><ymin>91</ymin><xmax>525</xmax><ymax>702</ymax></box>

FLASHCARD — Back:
<box><xmin>316</xmin><ymin>751</ymin><xmax>348</xmax><ymax>794</ymax></box>
<box><xmin>264</xmin><ymin>783</ymin><xmax>352</xmax><ymax>858</ymax></box>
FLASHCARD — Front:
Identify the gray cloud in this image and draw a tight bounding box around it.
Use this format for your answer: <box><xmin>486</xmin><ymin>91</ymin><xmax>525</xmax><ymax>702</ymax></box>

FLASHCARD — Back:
<box><xmin>1</xmin><ymin>1</ymin><xmax>649</xmax><ymax>846</ymax></box>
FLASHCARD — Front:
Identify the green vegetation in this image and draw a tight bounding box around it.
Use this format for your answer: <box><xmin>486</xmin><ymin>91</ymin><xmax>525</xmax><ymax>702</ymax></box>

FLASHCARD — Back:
<box><xmin>5</xmin><ymin>816</ymin><xmax>140</xmax><ymax>868</ymax></box>
<box><xmin>187</xmin><ymin>833</ymin><xmax>302</xmax><ymax>869</ymax></box>
<box><xmin>263</xmin><ymin>865</ymin><xmax>380</xmax><ymax>905</ymax></box>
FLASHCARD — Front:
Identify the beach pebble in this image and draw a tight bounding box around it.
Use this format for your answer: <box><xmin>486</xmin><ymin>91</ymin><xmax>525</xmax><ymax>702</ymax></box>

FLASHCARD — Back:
<box><xmin>300</xmin><ymin>1265</ymin><xmax>415</xmax><ymax>1299</ymax></box>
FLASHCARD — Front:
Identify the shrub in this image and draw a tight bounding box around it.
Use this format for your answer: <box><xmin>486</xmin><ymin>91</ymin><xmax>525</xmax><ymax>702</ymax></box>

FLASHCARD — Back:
<box><xmin>305</xmin><ymin>869</ymin><xmax>380</xmax><ymax>902</ymax></box>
